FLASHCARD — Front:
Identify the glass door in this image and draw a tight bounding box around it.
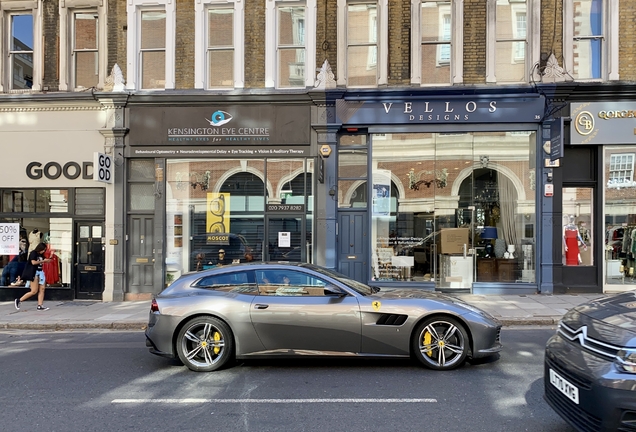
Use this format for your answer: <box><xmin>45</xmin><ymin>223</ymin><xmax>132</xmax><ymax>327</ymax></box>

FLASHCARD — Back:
<box><xmin>265</xmin><ymin>215</ymin><xmax>305</xmax><ymax>262</ymax></box>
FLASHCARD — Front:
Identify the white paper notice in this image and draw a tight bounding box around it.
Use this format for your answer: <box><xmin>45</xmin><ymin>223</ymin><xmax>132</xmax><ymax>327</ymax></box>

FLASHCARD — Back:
<box><xmin>279</xmin><ymin>232</ymin><xmax>291</xmax><ymax>247</ymax></box>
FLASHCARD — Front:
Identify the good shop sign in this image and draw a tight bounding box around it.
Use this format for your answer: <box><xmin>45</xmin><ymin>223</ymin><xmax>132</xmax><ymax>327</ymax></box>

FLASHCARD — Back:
<box><xmin>26</xmin><ymin>161</ymin><xmax>93</xmax><ymax>180</ymax></box>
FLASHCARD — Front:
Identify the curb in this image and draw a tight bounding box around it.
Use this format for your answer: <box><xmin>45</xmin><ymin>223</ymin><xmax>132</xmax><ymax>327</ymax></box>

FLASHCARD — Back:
<box><xmin>0</xmin><ymin>322</ymin><xmax>147</xmax><ymax>331</ymax></box>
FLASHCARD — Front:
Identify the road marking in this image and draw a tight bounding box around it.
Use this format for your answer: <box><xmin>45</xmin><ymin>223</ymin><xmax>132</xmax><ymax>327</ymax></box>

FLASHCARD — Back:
<box><xmin>111</xmin><ymin>398</ymin><xmax>437</xmax><ymax>404</ymax></box>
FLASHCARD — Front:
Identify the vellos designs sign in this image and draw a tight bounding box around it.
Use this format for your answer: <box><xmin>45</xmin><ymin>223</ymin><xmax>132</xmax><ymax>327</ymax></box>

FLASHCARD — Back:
<box><xmin>571</xmin><ymin>102</ymin><xmax>636</xmax><ymax>145</ymax></box>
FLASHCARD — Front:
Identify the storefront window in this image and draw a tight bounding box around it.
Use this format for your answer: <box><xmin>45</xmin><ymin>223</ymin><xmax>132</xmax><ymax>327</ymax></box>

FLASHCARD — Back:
<box><xmin>0</xmin><ymin>217</ymin><xmax>72</xmax><ymax>287</ymax></box>
<box><xmin>604</xmin><ymin>147</ymin><xmax>636</xmax><ymax>284</ymax></box>
<box><xmin>370</xmin><ymin>132</ymin><xmax>536</xmax><ymax>285</ymax></box>
<box><xmin>165</xmin><ymin>158</ymin><xmax>313</xmax><ymax>280</ymax></box>
<box><xmin>2</xmin><ymin>189</ymin><xmax>69</xmax><ymax>213</ymax></box>
<box><xmin>562</xmin><ymin>187</ymin><xmax>593</xmax><ymax>267</ymax></box>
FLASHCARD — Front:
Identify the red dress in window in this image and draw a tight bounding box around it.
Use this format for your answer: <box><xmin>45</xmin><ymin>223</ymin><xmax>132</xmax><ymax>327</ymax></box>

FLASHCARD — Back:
<box><xmin>43</xmin><ymin>244</ymin><xmax>60</xmax><ymax>284</ymax></box>
<box><xmin>564</xmin><ymin>228</ymin><xmax>580</xmax><ymax>266</ymax></box>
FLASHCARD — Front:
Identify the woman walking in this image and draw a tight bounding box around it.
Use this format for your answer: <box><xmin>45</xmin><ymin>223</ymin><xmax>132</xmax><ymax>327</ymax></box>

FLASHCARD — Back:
<box><xmin>14</xmin><ymin>242</ymin><xmax>52</xmax><ymax>311</ymax></box>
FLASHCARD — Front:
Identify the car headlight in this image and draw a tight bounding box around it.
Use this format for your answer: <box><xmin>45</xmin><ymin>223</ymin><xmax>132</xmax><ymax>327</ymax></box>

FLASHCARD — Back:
<box><xmin>615</xmin><ymin>349</ymin><xmax>636</xmax><ymax>373</ymax></box>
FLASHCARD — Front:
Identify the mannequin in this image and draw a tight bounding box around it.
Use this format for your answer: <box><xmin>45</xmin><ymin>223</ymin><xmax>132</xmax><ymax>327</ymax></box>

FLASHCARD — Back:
<box><xmin>563</xmin><ymin>215</ymin><xmax>586</xmax><ymax>265</ymax></box>
<box><xmin>28</xmin><ymin>229</ymin><xmax>43</xmax><ymax>253</ymax></box>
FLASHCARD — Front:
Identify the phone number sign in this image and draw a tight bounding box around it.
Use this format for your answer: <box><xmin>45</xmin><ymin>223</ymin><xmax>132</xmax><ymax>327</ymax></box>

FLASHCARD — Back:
<box><xmin>0</xmin><ymin>223</ymin><xmax>20</xmax><ymax>254</ymax></box>
<box><xmin>266</xmin><ymin>204</ymin><xmax>305</xmax><ymax>212</ymax></box>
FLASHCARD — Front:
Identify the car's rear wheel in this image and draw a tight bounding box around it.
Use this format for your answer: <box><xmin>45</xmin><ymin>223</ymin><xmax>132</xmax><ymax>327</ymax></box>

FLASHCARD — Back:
<box><xmin>176</xmin><ymin>316</ymin><xmax>234</xmax><ymax>372</ymax></box>
<box><xmin>412</xmin><ymin>317</ymin><xmax>469</xmax><ymax>371</ymax></box>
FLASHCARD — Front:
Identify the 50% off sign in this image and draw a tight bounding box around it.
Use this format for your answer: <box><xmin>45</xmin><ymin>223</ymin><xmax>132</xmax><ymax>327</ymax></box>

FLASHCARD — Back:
<box><xmin>0</xmin><ymin>223</ymin><xmax>20</xmax><ymax>255</ymax></box>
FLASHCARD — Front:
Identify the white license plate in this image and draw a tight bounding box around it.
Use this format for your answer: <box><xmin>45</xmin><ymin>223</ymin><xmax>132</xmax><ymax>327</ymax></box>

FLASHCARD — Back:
<box><xmin>549</xmin><ymin>369</ymin><xmax>579</xmax><ymax>405</ymax></box>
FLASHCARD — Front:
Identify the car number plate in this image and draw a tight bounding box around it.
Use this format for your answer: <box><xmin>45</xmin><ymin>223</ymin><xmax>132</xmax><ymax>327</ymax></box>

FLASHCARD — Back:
<box><xmin>549</xmin><ymin>369</ymin><xmax>579</xmax><ymax>404</ymax></box>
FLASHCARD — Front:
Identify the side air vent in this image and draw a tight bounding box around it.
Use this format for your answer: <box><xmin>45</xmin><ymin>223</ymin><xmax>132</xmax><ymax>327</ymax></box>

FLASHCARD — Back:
<box><xmin>376</xmin><ymin>314</ymin><xmax>407</xmax><ymax>326</ymax></box>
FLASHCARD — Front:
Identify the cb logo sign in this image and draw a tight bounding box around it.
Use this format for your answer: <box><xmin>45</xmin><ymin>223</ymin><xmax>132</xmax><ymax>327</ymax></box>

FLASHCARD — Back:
<box><xmin>575</xmin><ymin>111</ymin><xmax>595</xmax><ymax>136</ymax></box>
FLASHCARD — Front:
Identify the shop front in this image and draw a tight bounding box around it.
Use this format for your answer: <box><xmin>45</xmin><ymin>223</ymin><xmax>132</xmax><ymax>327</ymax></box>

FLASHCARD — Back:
<box><xmin>0</xmin><ymin>99</ymin><xmax>110</xmax><ymax>301</ymax></box>
<box><xmin>125</xmin><ymin>102</ymin><xmax>314</xmax><ymax>296</ymax></box>
<box><xmin>333</xmin><ymin>92</ymin><xmax>545</xmax><ymax>294</ymax></box>
<box><xmin>567</xmin><ymin>101</ymin><xmax>636</xmax><ymax>294</ymax></box>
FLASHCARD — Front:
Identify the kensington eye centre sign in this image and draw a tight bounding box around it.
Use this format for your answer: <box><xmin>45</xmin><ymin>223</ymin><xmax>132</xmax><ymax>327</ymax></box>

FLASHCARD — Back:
<box><xmin>128</xmin><ymin>105</ymin><xmax>310</xmax><ymax>150</ymax></box>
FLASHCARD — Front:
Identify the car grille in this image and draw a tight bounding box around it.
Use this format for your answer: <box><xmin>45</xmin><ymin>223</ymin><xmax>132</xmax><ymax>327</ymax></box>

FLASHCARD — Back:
<box><xmin>495</xmin><ymin>327</ymin><xmax>501</xmax><ymax>343</ymax></box>
<box><xmin>558</xmin><ymin>322</ymin><xmax>621</xmax><ymax>360</ymax></box>
<box><xmin>545</xmin><ymin>357</ymin><xmax>600</xmax><ymax>432</ymax></box>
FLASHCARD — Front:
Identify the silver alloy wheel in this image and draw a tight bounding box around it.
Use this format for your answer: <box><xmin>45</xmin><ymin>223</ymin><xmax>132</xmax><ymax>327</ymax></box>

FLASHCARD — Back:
<box><xmin>413</xmin><ymin>317</ymin><xmax>469</xmax><ymax>370</ymax></box>
<box><xmin>176</xmin><ymin>316</ymin><xmax>233</xmax><ymax>372</ymax></box>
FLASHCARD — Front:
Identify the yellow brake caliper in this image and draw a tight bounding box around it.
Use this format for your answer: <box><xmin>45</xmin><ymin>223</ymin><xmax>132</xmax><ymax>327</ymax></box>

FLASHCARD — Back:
<box><xmin>213</xmin><ymin>332</ymin><xmax>221</xmax><ymax>355</ymax></box>
<box><xmin>424</xmin><ymin>331</ymin><xmax>433</xmax><ymax>357</ymax></box>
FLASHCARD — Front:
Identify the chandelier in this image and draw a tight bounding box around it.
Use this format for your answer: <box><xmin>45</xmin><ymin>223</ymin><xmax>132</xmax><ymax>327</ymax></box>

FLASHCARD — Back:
<box><xmin>175</xmin><ymin>171</ymin><xmax>211</xmax><ymax>191</ymax></box>
<box><xmin>408</xmin><ymin>168</ymin><xmax>448</xmax><ymax>190</ymax></box>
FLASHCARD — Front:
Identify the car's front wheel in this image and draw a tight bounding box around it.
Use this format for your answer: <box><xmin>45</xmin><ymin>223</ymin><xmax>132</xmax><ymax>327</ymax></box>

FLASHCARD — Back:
<box><xmin>412</xmin><ymin>317</ymin><xmax>469</xmax><ymax>371</ymax></box>
<box><xmin>176</xmin><ymin>316</ymin><xmax>234</xmax><ymax>372</ymax></box>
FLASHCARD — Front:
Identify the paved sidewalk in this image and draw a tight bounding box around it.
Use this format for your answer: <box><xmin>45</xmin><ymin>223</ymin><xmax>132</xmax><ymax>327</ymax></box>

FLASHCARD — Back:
<box><xmin>0</xmin><ymin>292</ymin><xmax>606</xmax><ymax>331</ymax></box>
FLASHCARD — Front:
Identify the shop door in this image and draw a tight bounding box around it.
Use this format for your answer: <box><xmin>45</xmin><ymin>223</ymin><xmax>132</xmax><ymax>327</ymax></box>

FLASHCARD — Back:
<box><xmin>74</xmin><ymin>221</ymin><xmax>105</xmax><ymax>299</ymax></box>
<box><xmin>337</xmin><ymin>211</ymin><xmax>368</xmax><ymax>281</ymax></box>
<box><xmin>265</xmin><ymin>215</ymin><xmax>304</xmax><ymax>262</ymax></box>
<box><xmin>127</xmin><ymin>215</ymin><xmax>155</xmax><ymax>292</ymax></box>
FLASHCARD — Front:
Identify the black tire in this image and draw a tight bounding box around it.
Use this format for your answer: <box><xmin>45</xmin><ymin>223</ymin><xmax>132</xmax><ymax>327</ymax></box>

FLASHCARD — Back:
<box><xmin>412</xmin><ymin>316</ymin><xmax>469</xmax><ymax>371</ymax></box>
<box><xmin>176</xmin><ymin>316</ymin><xmax>234</xmax><ymax>372</ymax></box>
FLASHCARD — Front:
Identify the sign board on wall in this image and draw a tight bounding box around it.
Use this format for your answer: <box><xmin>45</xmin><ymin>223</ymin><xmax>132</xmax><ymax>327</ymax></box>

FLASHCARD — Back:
<box><xmin>128</xmin><ymin>105</ymin><xmax>310</xmax><ymax>146</ymax></box>
<box><xmin>337</xmin><ymin>96</ymin><xmax>545</xmax><ymax>125</ymax></box>
<box><xmin>0</xmin><ymin>223</ymin><xmax>20</xmax><ymax>254</ymax></box>
<box><xmin>94</xmin><ymin>152</ymin><xmax>113</xmax><ymax>184</ymax></box>
<box><xmin>571</xmin><ymin>102</ymin><xmax>636</xmax><ymax>145</ymax></box>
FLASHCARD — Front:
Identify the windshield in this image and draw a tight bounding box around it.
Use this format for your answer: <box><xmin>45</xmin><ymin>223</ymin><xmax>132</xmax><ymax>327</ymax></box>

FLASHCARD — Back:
<box><xmin>304</xmin><ymin>264</ymin><xmax>376</xmax><ymax>296</ymax></box>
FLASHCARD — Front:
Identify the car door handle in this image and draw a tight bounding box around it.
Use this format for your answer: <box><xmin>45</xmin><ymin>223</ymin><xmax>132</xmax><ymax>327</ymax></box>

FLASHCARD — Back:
<box><xmin>254</xmin><ymin>304</ymin><xmax>269</xmax><ymax>309</ymax></box>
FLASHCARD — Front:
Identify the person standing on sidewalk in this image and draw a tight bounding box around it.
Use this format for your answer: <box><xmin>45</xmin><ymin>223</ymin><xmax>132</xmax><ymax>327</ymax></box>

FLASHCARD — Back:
<box><xmin>14</xmin><ymin>242</ymin><xmax>52</xmax><ymax>311</ymax></box>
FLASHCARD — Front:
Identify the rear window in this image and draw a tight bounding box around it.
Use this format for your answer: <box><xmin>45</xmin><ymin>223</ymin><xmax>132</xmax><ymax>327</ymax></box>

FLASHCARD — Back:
<box><xmin>194</xmin><ymin>270</ymin><xmax>258</xmax><ymax>294</ymax></box>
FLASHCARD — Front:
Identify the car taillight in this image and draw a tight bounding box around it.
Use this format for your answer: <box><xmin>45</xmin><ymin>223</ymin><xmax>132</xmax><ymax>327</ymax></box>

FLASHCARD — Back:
<box><xmin>150</xmin><ymin>299</ymin><xmax>159</xmax><ymax>313</ymax></box>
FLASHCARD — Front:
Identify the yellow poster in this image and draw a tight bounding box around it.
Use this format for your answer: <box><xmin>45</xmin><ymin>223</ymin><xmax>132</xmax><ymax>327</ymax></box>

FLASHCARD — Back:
<box><xmin>206</xmin><ymin>192</ymin><xmax>230</xmax><ymax>234</ymax></box>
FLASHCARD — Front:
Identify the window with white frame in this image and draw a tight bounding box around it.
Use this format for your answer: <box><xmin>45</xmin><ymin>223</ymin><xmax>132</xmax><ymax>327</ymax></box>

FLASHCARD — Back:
<box><xmin>195</xmin><ymin>0</ymin><xmax>243</xmax><ymax>89</ymax></box>
<box><xmin>139</xmin><ymin>11</ymin><xmax>166</xmax><ymax>89</ymax></box>
<box><xmin>347</xmin><ymin>3</ymin><xmax>376</xmax><ymax>86</ymax></box>
<box><xmin>127</xmin><ymin>0</ymin><xmax>175</xmax><ymax>90</ymax></box>
<box><xmin>609</xmin><ymin>154</ymin><xmax>635</xmax><ymax>186</ymax></box>
<box><xmin>59</xmin><ymin>1</ymin><xmax>107</xmax><ymax>91</ymax></box>
<box><xmin>337</xmin><ymin>0</ymin><xmax>387</xmax><ymax>87</ymax></box>
<box><xmin>207</xmin><ymin>7</ymin><xmax>234</xmax><ymax>89</ymax></box>
<box><xmin>1</xmin><ymin>1</ymin><xmax>43</xmax><ymax>93</ymax></box>
<box><xmin>411</xmin><ymin>0</ymin><xmax>461</xmax><ymax>85</ymax></box>
<box><xmin>563</xmin><ymin>0</ymin><xmax>618</xmax><ymax>80</ymax></box>
<box><xmin>266</xmin><ymin>0</ymin><xmax>315</xmax><ymax>89</ymax></box>
<box><xmin>277</xmin><ymin>5</ymin><xmax>305</xmax><ymax>88</ymax></box>
<box><xmin>495</xmin><ymin>0</ymin><xmax>526</xmax><ymax>82</ymax></box>
<box><xmin>72</xmin><ymin>12</ymin><xmax>98</xmax><ymax>89</ymax></box>
<box><xmin>420</xmin><ymin>1</ymin><xmax>451</xmax><ymax>84</ymax></box>
<box><xmin>486</xmin><ymin>0</ymin><xmax>539</xmax><ymax>83</ymax></box>
<box><xmin>9</xmin><ymin>13</ymin><xmax>33</xmax><ymax>89</ymax></box>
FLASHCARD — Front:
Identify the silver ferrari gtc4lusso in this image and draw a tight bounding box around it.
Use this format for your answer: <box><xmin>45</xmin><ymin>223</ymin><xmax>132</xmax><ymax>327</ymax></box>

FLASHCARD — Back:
<box><xmin>145</xmin><ymin>262</ymin><xmax>502</xmax><ymax>372</ymax></box>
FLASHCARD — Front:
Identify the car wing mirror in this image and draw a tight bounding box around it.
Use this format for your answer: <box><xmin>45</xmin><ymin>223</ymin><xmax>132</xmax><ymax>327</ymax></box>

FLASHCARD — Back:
<box><xmin>324</xmin><ymin>285</ymin><xmax>346</xmax><ymax>297</ymax></box>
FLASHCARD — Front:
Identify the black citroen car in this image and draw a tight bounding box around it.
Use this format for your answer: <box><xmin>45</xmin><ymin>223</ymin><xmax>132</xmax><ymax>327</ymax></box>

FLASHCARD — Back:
<box><xmin>544</xmin><ymin>291</ymin><xmax>636</xmax><ymax>432</ymax></box>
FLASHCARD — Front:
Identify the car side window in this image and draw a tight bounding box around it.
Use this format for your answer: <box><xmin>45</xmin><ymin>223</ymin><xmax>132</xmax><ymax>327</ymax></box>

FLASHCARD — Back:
<box><xmin>194</xmin><ymin>271</ymin><xmax>258</xmax><ymax>294</ymax></box>
<box><xmin>256</xmin><ymin>269</ymin><xmax>335</xmax><ymax>297</ymax></box>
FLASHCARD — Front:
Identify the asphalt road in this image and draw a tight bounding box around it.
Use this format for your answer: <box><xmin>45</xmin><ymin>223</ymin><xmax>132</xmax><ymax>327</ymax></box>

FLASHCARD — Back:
<box><xmin>0</xmin><ymin>327</ymin><xmax>574</xmax><ymax>432</ymax></box>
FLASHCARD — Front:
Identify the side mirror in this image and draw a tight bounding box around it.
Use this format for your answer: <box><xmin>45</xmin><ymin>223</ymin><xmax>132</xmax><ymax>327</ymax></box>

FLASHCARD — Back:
<box><xmin>324</xmin><ymin>285</ymin><xmax>346</xmax><ymax>297</ymax></box>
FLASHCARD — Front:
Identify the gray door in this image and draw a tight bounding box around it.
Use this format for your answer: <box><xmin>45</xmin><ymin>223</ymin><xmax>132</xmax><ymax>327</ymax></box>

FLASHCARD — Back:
<box><xmin>74</xmin><ymin>221</ymin><xmax>104</xmax><ymax>299</ymax></box>
<box><xmin>127</xmin><ymin>215</ymin><xmax>154</xmax><ymax>293</ymax></box>
<box><xmin>337</xmin><ymin>211</ymin><xmax>368</xmax><ymax>281</ymax></box>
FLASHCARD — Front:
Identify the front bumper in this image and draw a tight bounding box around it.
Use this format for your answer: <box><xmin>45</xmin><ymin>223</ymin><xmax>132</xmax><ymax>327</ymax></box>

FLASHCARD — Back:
<box><xmin>544</xmin><ymin>334</ymin><xmax>636</xmax><ymax>432</ymax></box>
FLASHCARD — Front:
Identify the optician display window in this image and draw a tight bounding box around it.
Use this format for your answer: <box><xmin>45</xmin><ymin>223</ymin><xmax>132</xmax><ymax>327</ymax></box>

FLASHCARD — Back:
<box><xmin>165</xmin><ymin>158</ymin><xmax>313</xmax><ymax>281</ymax></box>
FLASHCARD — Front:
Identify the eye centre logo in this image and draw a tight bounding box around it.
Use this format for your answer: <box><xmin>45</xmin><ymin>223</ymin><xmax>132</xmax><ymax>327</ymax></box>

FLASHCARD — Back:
<box><xmin>205</xmin><ymin>110</ymin><xmax>233</xmax><ymax>126</ymax></box>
